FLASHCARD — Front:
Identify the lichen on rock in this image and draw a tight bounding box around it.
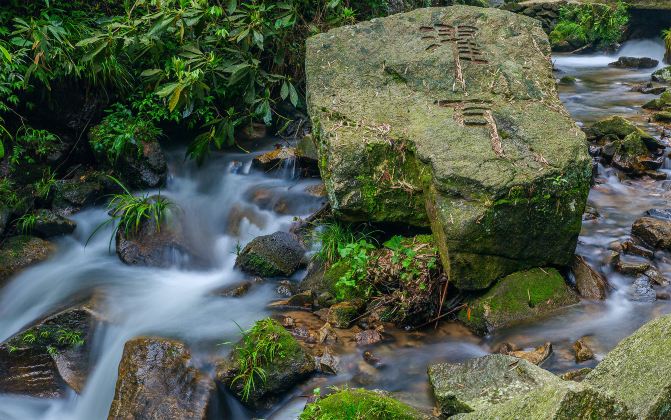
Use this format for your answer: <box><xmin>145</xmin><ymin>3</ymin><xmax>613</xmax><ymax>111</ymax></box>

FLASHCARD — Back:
<box><xmin>306</xmin><ymin>6</ymin><xmax>590</xmax><ymax>291</ymax></box>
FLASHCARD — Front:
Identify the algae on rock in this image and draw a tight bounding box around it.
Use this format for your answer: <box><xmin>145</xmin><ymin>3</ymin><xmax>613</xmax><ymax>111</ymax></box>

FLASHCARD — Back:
<box><xmin>306</xmin><ymin>6</ymin><xmax>590</xmax><ymax>290</ymax></box>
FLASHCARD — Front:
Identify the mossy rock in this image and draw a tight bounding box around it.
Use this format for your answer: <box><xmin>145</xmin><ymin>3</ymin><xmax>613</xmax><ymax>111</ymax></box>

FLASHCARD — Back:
<box><xmin>300</xmin><ymin>388</ymin><xmax>425</xmax><ymax>420</ymax></box>
<box><xmin>216</xmin><ymin>318</ymin><xmax>315</xmax><ymax>408</ymax></box>
<box><xmin>306</xmin><ymin>6</ymin><xmax>590</xmax><ymax>291</ymax></box>
<box><xmin>643</xmin><ymin>91</ymin><xmax>671</xmax><ymax>111</ymax></box>
<box><xmin>453</xmin><ymin>382</ymin><xmax>633</xmax><ymax>420</ymax></box>
<box><xmin>559</xmin><ymin>76</ymin><xmax>576</xmax><ymax>85</ymax></box>
<box><xmin>653</xmin><ymin>111</ymin><xmax>671</xmax><ymax>123</ymax></box>
<box><xmin>327</xmin><ymin>300</ymin><xmax>363</xmax><ymax>328</ymax></box>
<box><xmin>652</xmin><ymin>65</ymin><xmax>671</xmax><ymax>83</ymax></box>
<box><xmin>0</xmin><ymin>236</ymin><xmax>55</xmax><ymax>286</ymax></box>
<box><xmin>235</xmin><ymin>231</ymin><xmax>306</xmax><ymax>277</ymax></box>
<box><xmin>428</xmin><ymin>354</ymin><xmax>562</xmax><ymax>417</ymax></box>
<box><xmin>458</xmin><ymin>268</ymin><xmax>579</xmax><ymax>334</ymax></box>
<box><xmin>589</xmin><ymin>116</ymin><xmax>656</xmax><ymax>144</ymax></box>
<box><xmin>584</xmin><ymin>313</ymin><xmax>671</xmax><ymax>418</ymax></box>
<box><xmin>611</xmin><ymin>131</ymin><xmax>653</xmax><ymax>174</ymax></box>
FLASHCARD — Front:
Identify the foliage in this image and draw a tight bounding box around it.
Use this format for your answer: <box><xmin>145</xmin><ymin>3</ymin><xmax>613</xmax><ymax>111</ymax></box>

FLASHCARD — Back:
<box><xmin>34</xmin><ymin>168</ymin><xmax>57</xmax><ymax>199</ymax></box>
<box><xmin>550</xmin><ymin>0</ymin><xmax>629</xmax><ymax>49</ymax></box>
<box><xmin>16</xmin><ymin>212</ymin><xmax>36</xmax><ymax>234</ymax></box>
<box><xmin>9</xmin><ymin>127</ymin><xmax>60</xmax><ymax>168</ymax></box>
<box><xmin>87</xmin><ymin>176</ymin><xmax>172</xmax><ymax>246</ymax></box>
<box><xmin>7</xmin><ymin>324</ymin><xmax>85</xmax><ymax>355</ymax></box>
<box><xmin>89</xmin><ymin>103</ymin><xmax>162</xmax><ymax>162</ymax></box>
<box><xmin>335</xmin><ymin>238</ymin><xmax>376</xmax><ymax>300</ymax></box>
<box><xmin>662</xmin><ymin>28</ymin><xmax>671</xmax><ymax>64</ymax></box>
<box><xmin>313</xmin><ymin>221</ymin><xmax>374</xmax><ymax>265</ymax></box>
<box><xmin>300</xmin><ymin>387</ymin><xmax>421</xmax><ymax>420</ymax></box>
<box><xmin>0</xmin><ymin>178</ymin><xmax>21</xmax><ymax>208</ymax></box>
<box><xmin>231</xmin><ymin>318</ymin><xmax>292</xmax><ymax>402</ymax></box>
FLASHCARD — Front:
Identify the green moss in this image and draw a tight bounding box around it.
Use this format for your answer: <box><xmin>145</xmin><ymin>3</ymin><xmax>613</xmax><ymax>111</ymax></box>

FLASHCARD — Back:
<box><xmin>245</xmin><ymin>253</ymin><xmax>280</xmax><ymax>277</ymax></box>
<box><xmin>559</xmin><ymin>76</ymin><xmax>576</xmax><ymax>84</ymax></box>
<box><xmin>327</xmin><ymin>301</ymin><xmax>362</xmax><ymax>328</ymax></box>
<box><xmin>643</xmin><ymin>91</ymin><xmax>671</xmax><ymax>110</ymax></box>
<box><xmin>459</xmin><ymin>268</ymin><xmax>579</xmax><ymax>334</ymax></box>
<box><xmin>653</xmin><ymin>111</ymin><xmax>671</xmax><ymax>123</ymax></box>
<box><xmin>300</xmin><ymin>388</ymin><xmax>423</xmax><ymax>420</ymax></box>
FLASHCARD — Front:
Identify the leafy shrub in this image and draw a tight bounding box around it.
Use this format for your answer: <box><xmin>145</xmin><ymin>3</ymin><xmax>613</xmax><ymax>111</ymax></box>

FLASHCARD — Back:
<box><xmin>9</xmin><ymin>127</ymin><xmax>60</xmax><ymax>168</ymax></box>
<box><xmin>663</xmin><ymin>28</ymin><xmax>671</xmax><ymax>64</ymax></box>
<box><xmin>89</xmin><ymin>104</ymin><xmax>162</xmax><ymax>163</ymax></box>
<box><xmin>550</xmin><ymin>0</ymin><xmax>629</xmax><ymax>49</ymax></box>
<box><xmin>313</xmin><ymin>221</ymin><xmax>375</xmax><ymax>265</ymax></box>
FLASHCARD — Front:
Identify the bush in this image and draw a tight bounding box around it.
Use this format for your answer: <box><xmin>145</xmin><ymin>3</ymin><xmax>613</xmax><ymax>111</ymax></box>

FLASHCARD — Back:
<box><xmin>550</xmin><ymin>0</ymin><xmax>628</xmax><ymax>50</ymax></box>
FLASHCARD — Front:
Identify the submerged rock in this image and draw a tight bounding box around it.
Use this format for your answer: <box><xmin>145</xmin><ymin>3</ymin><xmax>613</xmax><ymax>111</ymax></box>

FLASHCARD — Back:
<box><xmin>235</xmin><ymin>231</ymin><xmax>305</xmax><ymax>277</ymax></box>
<box><xmin>306</xmin><ymin>6</ymin><xmax>590</xmax><ymax>291</ymax></box>
<box><xmin>459</xmin><ymin>268</ymin><xmax>578</xmax><ymax>334</ymax></box>
<box><xmin>608</xmin><ymin>56</ymin><xmax>658</xmax><ymax>69</ymax></box>
<box><xmin>0</xmin><ymin>236</ymin><xmax>55</xmax><ymax>286</ymax></box>
<box><xmin>216</xmin><ymin>318</ymin><xmax>315</xmax><ymax>409</ymax></box>
<box><xmin>428</xmin><ymin>354</ymin><xmax>561</xmax><ymax>417</ymax></box>
<box><xmin>571</xmin><ymin>255</ymin><xmax>608</xmax><ymax>300</ymax></box>
<box><xmin>300</xmin><ymin>388</ymin><xmax>424</xmax><ymax>419</ymax></box>
<box><xmin>560</xmin><ymin>367</ymin><xmax>593</xmax><ymax>382</ymax></box>
<box><xmin>585</xmin><ymin>313</ymin><xmax>671</xmax><ymax>418</ymax></box>
<box><xmin>573</xmin><ymin>338</ymin><xmax>595</xmax><ymax>363</ymax></box>
<box><xmin>108</xmin><ymin>337</ymin><xmax>215</xmax><ymax>420</ymax></box>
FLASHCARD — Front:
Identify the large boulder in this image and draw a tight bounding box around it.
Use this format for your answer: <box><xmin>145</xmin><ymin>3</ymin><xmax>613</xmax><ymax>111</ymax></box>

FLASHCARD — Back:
<box><xmin>458</xmin><ymin>268</ymin><xmax>579</xmax><ymax>334</ymax></box>
<box><xmin>52</xmin><ymin>170</ymin><xmax>118</xmax><ymax>216</ymax></box>
<box><xmin>608</xmin><ymin>56</ymin><xmax>658</xmax><ymax>69</ymax></box>
<box><xmin>235</xmin><ymin>231</ymin><xmax>305</xmax><ymax>277</ymax></box>
<box><xmin>428</xmin><ymin>354</ymin><xmax>561</xmax><ymax>417</ymax></box>
<box><xmin>0</xmin><ymin>304</ymin><xmax>98</xmax><ymax>396</ymax></box>
<box><xmin>216</xmin><ymin>318</ymin><xmax>315</xmax><ymax>409</ymax></box>
<box><xmin>453</xmin><ymin>382</ymin><xmax>632</xmax><ymax>419</ymax></box>
<box><xmin>584</xmin><ymin>313</ymin><xmax>671</xmax><ymax>418</ymax></box>
<box><xmin>108</xmin><ymin>337</ymin><xmax>215</xmax><ymax>420</ymax></box>
<box><xmin>631</xmin><ymin>216</ymin><xmax>671</xmax><ymax>250</ymax></box>
<box><xmin>306</xmin><ymin>6</ymin><xmax>590</xmax><ymax>290</ymax></box>
<box><xmin>0</xmin><ymin>236</ymin><xmax>55</xmax><ymax>287</ymax></box>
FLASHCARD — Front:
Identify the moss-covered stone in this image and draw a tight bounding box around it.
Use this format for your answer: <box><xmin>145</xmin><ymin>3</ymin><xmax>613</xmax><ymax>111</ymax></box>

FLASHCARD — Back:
<box><xmin>459</xmin><ymin>268</ymin><xmax>579</xmax><ymax>334</ymax></box>
<box><xmin>652</xmin><ymin>65</ymin><xmax>671</xmax><ymax>83</ymax></box>
<box><xmin>584</xmin><ymin>313</ymin><xmax>671</xmax><ymax>418</ymax></box>
<box><xmin>559</xmin><ymin>76</ymin><xmax>576</xmax><ymax>84</ymax></box>
<box><xmin>611</xmin><ymin>131</ymin><xmax>653</xmax><ymax>174</ymax></box>
<box><xmin>216</xmin><ymin>318</ymin><xmax>315</xmax><ymax>408</ymax></box>
<box><xmin>300</xmin><ymin>388</ymin><xmax>425</xmax><ymax>420</ymax></box>
<box><xmin>653</xmin><ymin>111</ymin><xmax>671</xmax><ymax>123</ymax></box>
<box><xmin>327</xmin><ymin>300</ymin><xmax>363</xmax><ymax>328</ymax></box>
<box><xmin>306</xmin><ymin>6</ymin><xmax>590</xmax><ymax>290</ymax></box>
<box><xmin>0</xmin><ymin>236</ymin><xmax>55</xmax><ymax>286</ymax></box>
<box><xmin>428</xmin><ymin>354</ymin><xmax>562</xmax><ymax>417</ymax></box>
<box><xmin>643</xmin><ymin>91</ymin><xmax>671</xmax><ymax>110</ymax></box>
<box><xmin>453</xmin><ymin>382</ymin><xmax>633</xmax><ymax>420</ymax></box>
<box><xmin>235</xmin><ymin>231</ymin><xmax>306</xmax><ymax>277</ymax></box>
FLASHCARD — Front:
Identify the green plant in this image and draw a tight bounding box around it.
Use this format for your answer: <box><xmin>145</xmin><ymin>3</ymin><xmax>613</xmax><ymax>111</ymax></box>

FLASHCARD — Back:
<box><xmin>335</xmin><ymin>238</ymin><xmax>376</xmax><ymax>300</ymax></box>
<box><xmin>9</xmin><ymin>127</ymin><xmax>60</xmax><ymax>168</ymax></box>
<box><xmin>0</xmin><ymin>178</ymin><xmax>21</xmax><ymax>208</ymax></box>
<box><xmin>313</xmin><ymin>221</ymin><xmax>363</xmax><ymax>265</ymax></box>
<box><xmin>8</xmin><ymin>324</ymin><xmax>85</xmax><ymax>356</ymax></box>
<box><xmin>550</xmin><ymin>0</ymin><xmax>628</xmax><ymax>49</ymax></box>
<box><xmin>34</xmin><ymin>168</ymin><xmax>57</xmax><ymax>199</ymax></box>
<box><xmin>662</xmin><ymin>28</ymin><xmax>671</xmax><ymax>64</ymax></box>
<box><xmin>16</xmin><ymin>212</ymin><xmax>36</xmax><ymax>234</ymax></box>
<box><xmin>231</xmin><ymin>318</ymin><xmax>288</xmax><ymax>402</ymax></box>
<box><xmin>89</xmin><ymin>103</ymin><xmax>162</xmax><ymax>162</ymax></box>
<box><xmin>87</xmin><ymin>176</ymin><xmax>173</xmax><ymax>246</ymax></box>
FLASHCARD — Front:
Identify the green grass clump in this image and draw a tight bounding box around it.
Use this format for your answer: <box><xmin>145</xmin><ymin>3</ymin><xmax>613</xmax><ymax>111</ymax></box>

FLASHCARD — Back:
<box><xmin>300</xmin><ymin>388</ymin><xmax>422</xmax><ymax>420</ymax></box>
<box><xmin>7</xmin><ymin>325</ymin><xmax>85</xmax><ymax>357</ymax></box>
<box><xmin>231</xmin><ymin>318</ymin><xmax>299</xmax><ymax>402</ymax></box>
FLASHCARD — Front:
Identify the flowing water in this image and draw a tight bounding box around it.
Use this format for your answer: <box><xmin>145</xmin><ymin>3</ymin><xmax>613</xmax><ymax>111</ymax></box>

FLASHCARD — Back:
<box><xmin>1</xmin><ymin>39</ymin><xmax>671</xmax><ymax>419</ymax></box>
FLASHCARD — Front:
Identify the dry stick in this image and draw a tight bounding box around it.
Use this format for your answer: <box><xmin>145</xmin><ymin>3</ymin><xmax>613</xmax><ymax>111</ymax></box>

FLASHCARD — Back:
<box><xmin>414</xmin><ymin>303</ymin><xmax>467</xmax><ymax>331</ymax></box>
<box><xmin>484</xmin><ymin>110</ymin><xmax>504</xmax><ymax>158</ymax></box>
<box><xmin>289</xmin><ymin>202</ymin><xmax>331</xmax><ymax>234</ymax></box>
<box><xmin>435</xmin><ymin>274</ymin><xmax>450</xmax><ymax>329</ymax></box>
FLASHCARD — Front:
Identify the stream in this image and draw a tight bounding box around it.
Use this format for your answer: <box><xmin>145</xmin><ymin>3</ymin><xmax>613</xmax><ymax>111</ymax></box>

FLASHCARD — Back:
<box><xmin>1</xmin><ymin>38</ymin><xmax>670</xmax><ymax>419</ymax></box>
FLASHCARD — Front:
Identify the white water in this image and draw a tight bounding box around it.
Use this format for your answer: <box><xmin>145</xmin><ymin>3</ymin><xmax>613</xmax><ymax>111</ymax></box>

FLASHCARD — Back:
<box><xmin>0</xmin><ymin>145</ymin><xmax>325</xmax><ymax>419</ymax></box>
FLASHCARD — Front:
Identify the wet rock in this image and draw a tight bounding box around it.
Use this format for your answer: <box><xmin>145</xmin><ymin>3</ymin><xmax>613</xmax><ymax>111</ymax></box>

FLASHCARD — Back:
<box><xmin>235</xmin><ymin>231</ymin><xmax>305</xmax><ymax>277</ymax></box>
<box><xmin>656</xmin><ymin>291</ymin><xmax>670</xmax><ymax>300</ymax></box>
<box><xmin>510</xmin><ymin>342</ymin><xmax>552</xmax><ymax>366</ymax></box>
<box><xmin>558</xmin><ymin>75</ymin><xmax>576</xmax><ymax>85</ymax></box>
<box><xmin>216</xmin><ymin>318</ymin><xmax>315</xmax><ymax>408</ymax></box>
<box><xmin>621</xmin><ymin>240</ymin><xmax>654</xmax><ymax>259</ymax></box>
<box><xmin>0</xmin><ymin>236</ymin><xmax>55</xmax><ymax>286</ymax></box>
<box><xmin>631</xmin><ymin>216</ymin><xmax>671</xmax><ymax>250</ymax></box>
<box><xmin>642</xmin><ymin>86</ymin><xmax>667</xmax><ymax>95</ymax></box>
<box><xmin>252</xmin><ymin>147</ymin><xmax>298</xmax><ymax>172</ymax></box>
<box><xmin>646</xmin><ymin>266</ymin><xmax>670</xmax><ymax>286</ymax></box>
<box><xmin>643</xmin><ymin>91</ymin><xmax>671</xmax><ymax>110</ymax></box>
<box><xmin>276</xmin><ymin>279</ymin><xmax>298</xmax><ymax>298</ymax></box>
<box><xmin>614</xmin><ymin>258</ymin><xmax>650</xmax><ymax>275</ymax></box>
<box><xmin>327</xmin><ymin>300</ymin><xmax>363</xmax><ymax>329</ymax></box>
<box><xmin>644</xmin><ymin>207</ymin><xmax>671</xmax><ymax>220</ymax></box>
<box><xmin>611</xmin><ymin>132</ymin><xmax>656</xmax><ymax>174</ymax></box>
<box><xmin>455</xmin><ymin>382</ymin><xmax>632</xmax><ymax>420</ymax></box>
<box><xmin>573</xmin><ymin>338</ymin><xmax>595</xmax><ymax>363</ymax></box>
<box><xmin>296</xmin><ymin>134</ymin><xmax>319</xmax><ymax>162</ymax></box>
<box><xmin>0</xmin><ymin>208</ymin><xmax>8</xmax><ymax>236</ymax></box>
<box><xmin>354</xmin><ymin>330</ymin><xmax>383</xmax><ymax>346</ymax></box>
<box><xmin>306</xmin><ymin>6</ymin><xmax>590</xmax><ymax>291</ymax></box>
<box><xmin>629</xmin><ymin>276</ymin><xmax>656</xmax><ymax>302</ymax></box>
<box><xmin>301</xmin><ymin>388</ymin><xmax>425</xmax><ymax>419</ymax></box>
<box><xmin>1</xmin><ymin>305</ymin><xmax>98</xmax><ymax>396</ymax></box>
<box><xmin>304</xmin><ymin>183</ymin><xmax>327</xmax><ymax>198</ymax></box>
<box><xmin>108</xmin><ymin>337</ymin><xmax>214</xmax><ymax>420</ymax></box>
<box><xmin>116</xmin><ymin>206</ymin><xmax>199</xmax><ymax>268</ymax></box>
<box><xmin>363</xmin><ymin>351</ymin><xmax>383</xmax><ymax>368</ymax></box>
<box><xmin>317</xmin><ymin>323</ymin><xmax>337</xmax><ymax>344</ymax></box>
<box><xmin>652</xmin><ymin>65</ymin><xmax>671</xmax><ymax>83</ymax></box>
<box><xmin>225</xmin><ymin>204</ymin><xmax>267</xmax><ymax>236</ymax></box>
<box><xmin>31</xmin><ymin>209</ymin><xmax>76</xmax><ymax>238</ymax></box>
<box><xmin>585</xmin><ymin>313</ymin><xmax>671</xmax><ymax>418</ymax></box>
<box><xmin>560</xmin><ymin>367</ymin><xmax>592</xmax><ymax>382</ymax></box>
<box><xmin>215</xmin><ymin>278</ymin><xmax>263</xmax><ymax>298</ymax></box>
<box><xmin>428</xmin><ymin>354</ymin><xmax>561</xmax><ymax>417</ymax></box>
<box><xmin>459</xmin><ymin>268</ymin><xmax>579</xmax><ymax>334</ymax></box>
<box><xmin>571</xmin><ymin>255</ymin><xmax>608</xmax><ymax>300</ymax></box>
<box><xmin>286</xmin><ymin>291</ymin><xmax>313</xmax><ymax>308</ymax></box>
<box><xmin>654</xmin><ymin>111</ymin><xmax>671</xmax><ymax>123</ymax></box>
<box><xmin>608</xmin><ymin>56</ymin><xmax>658</xmax><ymax>69</ymax></box>
<box><xmin>492</xmin><ymin>342</ymin><xmax>519</xmax><ymax>355</ymax></box>
<box><xmin>52</xmin><ymin>171</ymin><xmax>116</xmax><ymax>216</ymax></box>
<box><xmin>314</xmin><ymin>348</ymin><xmax>339</xmax><ymax>374</ymax></box>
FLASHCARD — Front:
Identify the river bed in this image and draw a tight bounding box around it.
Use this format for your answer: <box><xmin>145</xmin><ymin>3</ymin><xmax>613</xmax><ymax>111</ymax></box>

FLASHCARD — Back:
<box><xmin>1</xmin><ymin>39</ymin><xmax>671</xmax><ymax>419</ymax></box>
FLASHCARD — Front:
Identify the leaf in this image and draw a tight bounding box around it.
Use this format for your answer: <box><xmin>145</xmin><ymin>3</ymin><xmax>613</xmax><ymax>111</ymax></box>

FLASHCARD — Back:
<box><xmin>227</xmin><ymin>0</ymin><xmax>237</xmax><ymax>14</ymax></box>
<box><xmin>467</xmin><ymin>307</ymin><xmax>472</xmax><ymax>321</ymax></box>
<box><xmin>155</xmin><ymin>82</ymin><xmax>180</xmax><ymax>97</ymax></box>
<box><xmin>140</xmin><ymin>68</ymin><xmax>162</xmax><ymax>77</ymax></box>
<box><xmin>168</xmin><ymin>85</ymin><xmax>184</xmax><ymax>112</ymax></box>
<box><xmin>0</xmin><ymin>45</ymin><xmax>11</xmax><ymax>62</ymax></box>
<box><xmin>280</xmin><ymin>81</ymin><xmax>289</xmax><ymax>100</ymax></box>
<box><xmin>288</xmin><ymin>83</ymin><xmax>299</xmax><ymax>107</ymax></box>
<box><xmin>0</xmin><ymin>139</ymin><xmax>4</xmax><ymax>159</ymax></box>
